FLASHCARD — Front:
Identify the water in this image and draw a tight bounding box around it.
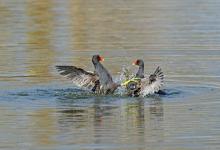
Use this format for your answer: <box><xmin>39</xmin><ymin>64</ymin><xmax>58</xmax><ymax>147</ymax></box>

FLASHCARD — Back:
<box><xmin>0</xmin><ymin>0</ymin><xmax>220</xmax><ymax>149</ymax></box>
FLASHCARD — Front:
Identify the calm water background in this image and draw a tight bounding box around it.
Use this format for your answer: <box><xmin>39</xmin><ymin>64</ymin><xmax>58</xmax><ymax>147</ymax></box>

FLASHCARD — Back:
<box><xmin>0</xmin><ymin>0</ymin><xmax>220</xmax><ymax>150</ymax></box>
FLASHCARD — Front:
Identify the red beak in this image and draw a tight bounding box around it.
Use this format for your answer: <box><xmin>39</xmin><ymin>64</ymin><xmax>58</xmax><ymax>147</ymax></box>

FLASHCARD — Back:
<box><xmin>132</xmin><ymin>60</ymin><xmax>137</xmax><ymax>65</ymax></box>
<box><xmin>98</xmin><ymin>56</ymin><xmax>104</xmax><ymax>62</ymax></box>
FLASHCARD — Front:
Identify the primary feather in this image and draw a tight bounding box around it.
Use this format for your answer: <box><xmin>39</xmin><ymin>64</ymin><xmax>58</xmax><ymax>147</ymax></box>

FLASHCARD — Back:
<box><xmin>56</xmin><ymin>66</ymin><xmax>99</xmax><ymax>91</ymax></box>
<box><xmin>140</xmin><ymin>66</ymin><xmax>164</xmax><ymax>96</ymax></box>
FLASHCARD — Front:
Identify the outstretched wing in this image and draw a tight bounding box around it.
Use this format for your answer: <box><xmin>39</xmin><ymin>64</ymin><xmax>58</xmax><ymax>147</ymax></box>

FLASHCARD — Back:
<box><xmin>56</xmin><ymin>66</ymin><xmax>99</xmax><ymax>90</ymax></box>
<box><xmin>140</xmin><ymin>66</ymin><xmax>164</xmax><ymax>96</ymax></box>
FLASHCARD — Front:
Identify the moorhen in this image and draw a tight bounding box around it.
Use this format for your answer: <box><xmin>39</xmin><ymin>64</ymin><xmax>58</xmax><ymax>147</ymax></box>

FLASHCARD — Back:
<box><xmin>56</xmin><ymin>55</ymin><xmax>119</xmax><ymax>95</ymax></box>
<box><xmin>123</xmin><ymin>59</ymin><xmax>164</xmax><ymax>96</ymax></box>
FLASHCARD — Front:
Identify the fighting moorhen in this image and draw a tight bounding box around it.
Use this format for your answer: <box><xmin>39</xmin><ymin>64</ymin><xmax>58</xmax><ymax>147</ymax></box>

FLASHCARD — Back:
<box><xmin>123</xmin><ymin>59</ymin><xmax>164</xmax><ymax>97</ymax></box>
<box><xmin>56</xmin><ymin>55</ymin><xmax>119</xmax><ymax>95</ymax></box>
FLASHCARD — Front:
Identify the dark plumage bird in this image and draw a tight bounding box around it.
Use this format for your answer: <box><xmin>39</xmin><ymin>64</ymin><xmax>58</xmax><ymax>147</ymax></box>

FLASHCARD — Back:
<box><xmin>133</xmin><ymin>59</ymin><xmax>145</xmax><ymax>78</ymax></box>
<box><xmin>56</xmin><ymin>55</ymin><xmax>119</xmax><ymax>95</ymax></box>
<box><xmin>126</xmin><ymin>59</ymin><xmax>164</xmax><ymax>96</ymax></box>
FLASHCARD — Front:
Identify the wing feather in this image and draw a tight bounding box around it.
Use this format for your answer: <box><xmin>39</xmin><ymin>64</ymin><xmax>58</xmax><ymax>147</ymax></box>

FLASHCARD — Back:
<box><xmin>56</xmin><ymin>66</ymin><xmax>99</xmax><ymax>90</ymax></box>
<box><xmin>140</xmin><ymin>66</ymin><xmax>164</xmax><ymax>96</ymax></box>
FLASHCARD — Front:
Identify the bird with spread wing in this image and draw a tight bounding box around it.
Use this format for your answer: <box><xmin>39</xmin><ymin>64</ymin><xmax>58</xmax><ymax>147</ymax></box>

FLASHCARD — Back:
<box><xmin>56</xmin><ymin>55</ymin><xmax>119</xmax><ymax>95</ymax></box>
<box><xmin>122</xmin><ymin>59</ymin><xmax>164</xmax><ymax>97</ymax></box>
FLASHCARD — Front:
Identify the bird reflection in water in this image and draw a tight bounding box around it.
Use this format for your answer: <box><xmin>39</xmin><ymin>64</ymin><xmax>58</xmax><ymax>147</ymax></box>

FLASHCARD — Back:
<box><xmin>148</xmin><ymin>96</ymin><xmax>164</xmax><ymax>143</ymax></box>
<box><xmin>56</xmin><ymin>95</ymin><xmax>164</xmax><ymax>146</ymax></box>
<box><xmin>122</xmin><ymin>96</ymin><xmax>163</xmax><ymax>146</ymax></box>
<box><xmin>56</xmin><ymin>97</ymin><xmax>119</xmax><ymax>145</ymax></box>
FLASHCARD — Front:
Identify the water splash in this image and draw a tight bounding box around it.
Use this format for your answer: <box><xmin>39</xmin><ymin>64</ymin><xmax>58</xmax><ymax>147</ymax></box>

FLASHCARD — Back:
<box><xmin>115</xmin><ymin>66</ymin><xmax>165</xmax><ymax>97</ymax></box>
<box><xmin>114</xmin><ymin>66</ymin><xmax>135</xmax><ymax>96</ymax></box>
